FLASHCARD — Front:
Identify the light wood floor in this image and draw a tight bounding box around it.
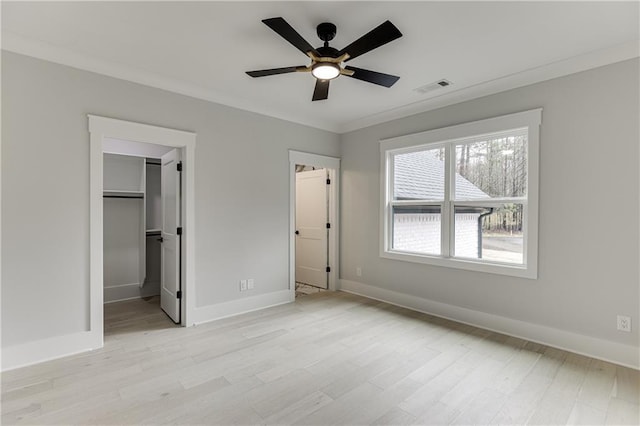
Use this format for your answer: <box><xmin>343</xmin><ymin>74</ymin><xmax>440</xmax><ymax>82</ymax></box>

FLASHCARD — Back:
<box><xmin>2</xmin><ymin>291</ymin><xmax>638</xmax><ymax>425</ymax></box>
<box><xmin>296</xmin><ymin>283</ymin><xmax>326</xmax><ymax>297</ymax></box>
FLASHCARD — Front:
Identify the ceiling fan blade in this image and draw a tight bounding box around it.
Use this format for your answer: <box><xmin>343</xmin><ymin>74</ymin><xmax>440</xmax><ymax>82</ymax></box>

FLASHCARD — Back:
<box><xmin>246</xmin><ymin>66</ymin><xmax>307</xmax><ymax>78</ymax></box>
<box><xmin>339</xmin><ymin>20</ymin><xmax>402</xmax><ymax>62</ymax></box>
<box><xmin>263</xmin><ymin>17</ymin><xmax>318</xmax><ymax>56</ymax></box>
<box><xmin>344</xmin><ymin>66</ymin><xmax>400</xmax><ymax>88</ymax></box>
<box><xmin>312</xmin><ymin>79</ymin><xmax>330</xmax><ymax>101</ymax></box>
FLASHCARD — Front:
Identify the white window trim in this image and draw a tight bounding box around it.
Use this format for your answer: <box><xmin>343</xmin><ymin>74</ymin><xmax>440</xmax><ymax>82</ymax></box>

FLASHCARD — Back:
<box><xmin>379</xmin><ymin>109</ymin><xmax>541</xmax><ymax>279</ymax></box>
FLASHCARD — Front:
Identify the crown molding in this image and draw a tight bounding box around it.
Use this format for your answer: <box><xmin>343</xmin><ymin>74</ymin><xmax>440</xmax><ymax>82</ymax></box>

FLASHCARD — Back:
<box><xmin>338</xmin><ymin>39</ymin><xmax>640</xmax><ymax>133</ymax></box>
<box><xmin>3</xmin><ymin>32</ymin><xmax>638</xmax><ymax>135</ymax></box>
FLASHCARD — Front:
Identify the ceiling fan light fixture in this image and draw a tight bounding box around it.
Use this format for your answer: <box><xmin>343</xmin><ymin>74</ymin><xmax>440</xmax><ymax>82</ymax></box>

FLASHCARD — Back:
<box><xmin>311</xmin><ymin>62</ymin><xmax>340</xmax><ymax>80</ymax></box>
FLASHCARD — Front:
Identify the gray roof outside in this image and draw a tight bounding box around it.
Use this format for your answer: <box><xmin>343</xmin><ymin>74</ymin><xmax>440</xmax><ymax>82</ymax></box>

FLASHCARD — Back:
<box><xmin>394</xmin><ymin>150</ymin><xmax>487</xmax><ymax>200</ymax></box>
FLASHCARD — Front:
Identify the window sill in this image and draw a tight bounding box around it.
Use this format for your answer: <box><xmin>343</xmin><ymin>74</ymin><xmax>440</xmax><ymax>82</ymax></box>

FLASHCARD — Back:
<box><xmin>380</xmin><ymin>250</ymin><xmax>537</xmax><ymax>279</ymax></box>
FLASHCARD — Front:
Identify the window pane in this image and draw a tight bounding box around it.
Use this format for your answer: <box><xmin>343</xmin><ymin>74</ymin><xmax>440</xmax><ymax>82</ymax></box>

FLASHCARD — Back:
<box><xmin>454</xmin><ymin>204</ymin><xmax>524</xmax><ymax>265</ymax></box>
<box><xmin>454</xmin><ymin>134</ymin><xmax>527</xmax><ymax>200</ymax></box>
<box><xmin>392</xmin><ymin>205</ymin><xmax>441</xmax><ymax>255</ymax></box>
<box><xmin>393</xmin><ymin>147</ymin><xmax>445</xmax><ymax>201</ymax></box>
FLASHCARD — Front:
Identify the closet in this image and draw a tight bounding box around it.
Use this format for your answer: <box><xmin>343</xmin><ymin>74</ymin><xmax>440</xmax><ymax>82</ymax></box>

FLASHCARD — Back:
<box><xmin>103</xmin><ymin>154</ymin><xmax>162</xmax><ymax>303</ymax></box>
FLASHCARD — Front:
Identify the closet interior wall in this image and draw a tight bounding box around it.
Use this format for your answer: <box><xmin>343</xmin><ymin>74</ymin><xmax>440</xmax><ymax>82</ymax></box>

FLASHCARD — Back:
<box><xmin>103</xmin><ymin>154</ymin><xmax>161</xmax><ymax>303</ymax></box>
<box><xmin>145</xmin><ymin>160</ymin><xmax>162</xmax><ymax>298</ymax></box>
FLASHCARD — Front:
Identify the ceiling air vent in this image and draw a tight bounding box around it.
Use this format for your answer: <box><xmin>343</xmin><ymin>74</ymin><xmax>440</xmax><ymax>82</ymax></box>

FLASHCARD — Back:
<box><xmin>414</xmin><ymin>79</ymin><xmax>452</xmax><ymax>94</ymax></box>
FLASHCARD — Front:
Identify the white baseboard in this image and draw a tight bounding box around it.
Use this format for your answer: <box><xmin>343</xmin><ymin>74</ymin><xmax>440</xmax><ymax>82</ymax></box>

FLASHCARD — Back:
<box><xmin>340</xmin><ymin>279</ymin><xmax>639</xmax><ymax>369</ymax></box>
<box><xmin>104</xmin><ymin>282</ymin><xmax>160</xmax><ymax>303</ymax></box>
<box><xmin>1</xmin><ymin>330</ymin><xmax>102</xmax><ymax>372</ymax></box>
<box><xmin>192</xmin><ymin>290</ymin><xmax>294</xmax><ymax>326</ymax></box>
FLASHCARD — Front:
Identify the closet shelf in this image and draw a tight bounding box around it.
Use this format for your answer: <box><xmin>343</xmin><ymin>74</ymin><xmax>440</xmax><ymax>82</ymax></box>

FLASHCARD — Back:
<box><xmin>103</xmin><ymin>190</ymin><xmax>144</xmax><ymax>199</ymax></box>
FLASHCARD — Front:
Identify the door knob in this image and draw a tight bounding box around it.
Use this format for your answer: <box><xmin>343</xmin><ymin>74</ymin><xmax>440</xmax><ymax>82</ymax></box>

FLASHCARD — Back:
<box><xmin>295</xmin><ymin>230</ymin><xmax>299</xmax><ymax>235</ymax></box>
<box><xmin>157</xmin><ymin>237</ymin><xmax>164</xmax><ymax>242</ymax></box>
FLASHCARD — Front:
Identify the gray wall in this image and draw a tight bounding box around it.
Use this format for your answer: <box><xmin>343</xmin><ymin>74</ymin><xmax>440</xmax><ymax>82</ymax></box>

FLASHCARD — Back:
<box><xmin>1</xmin><ymin>52</ymin><xmax>340</xmax><ymax>347</ymax></box>
<box><xmin>340</xmin><ymin>58</ymin><xmax>639</xmax><ymax>347</ymax></box>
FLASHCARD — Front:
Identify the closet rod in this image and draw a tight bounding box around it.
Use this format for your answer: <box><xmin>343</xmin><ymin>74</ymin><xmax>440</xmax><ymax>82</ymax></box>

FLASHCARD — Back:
<box><xmin>103</xmin><ymin>195</ymin><xmax>144</xmax><ymax>199</ymax></box>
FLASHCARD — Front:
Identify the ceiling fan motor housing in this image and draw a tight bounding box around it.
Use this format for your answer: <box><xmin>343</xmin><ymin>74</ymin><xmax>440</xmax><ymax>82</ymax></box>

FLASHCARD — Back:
<box><xmin>317</xmin><ymin>22</ymin><xmax>337</xmax><ymax>43</ymax></box>
<box><xmin>316</xmin><ymin>45</ymin><xmax>339</xmax><ymax>57</ymax></box>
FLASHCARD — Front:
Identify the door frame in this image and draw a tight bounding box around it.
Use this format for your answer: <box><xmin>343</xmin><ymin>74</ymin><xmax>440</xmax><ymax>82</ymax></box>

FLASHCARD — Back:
<box><xmin>289</xmin><ymin>150</ymin><xmax>340</xmax><ymax>296</ymax></box>
<box><xmin>89</xmin><ymin>115</ymin><xmax>196</xmax><ymax>348</ymax></box>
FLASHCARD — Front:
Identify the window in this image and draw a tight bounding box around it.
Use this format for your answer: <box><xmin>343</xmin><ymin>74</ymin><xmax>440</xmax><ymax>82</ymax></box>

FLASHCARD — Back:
<box><xmin>380</xmin><ymin>109</ymin><xmax>540</xmax><ymax>278</ymax></box>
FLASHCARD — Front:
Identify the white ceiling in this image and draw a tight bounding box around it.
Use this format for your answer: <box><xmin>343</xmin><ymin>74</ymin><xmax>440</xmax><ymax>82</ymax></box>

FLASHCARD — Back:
<box><xmin>3</xmin><ymin>1</ymin><xmax>639</xmax><ymax>133</ymax></box>
<box><xmin>103</xmin><ymin>137</ymin><xmax>174</xmax><ymax>159</ymax></box>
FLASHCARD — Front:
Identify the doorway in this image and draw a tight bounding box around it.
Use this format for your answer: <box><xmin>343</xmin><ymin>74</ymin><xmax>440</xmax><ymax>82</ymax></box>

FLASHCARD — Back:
<box><xmin>89</xmin><ymin>115</ymin><xmax>196</xmax><ymax>349</ymax></box>
<box><xmin>295</xmin><ymin>166</ymin><xmax>329</xmax><ymax>294</ymax></box>
<box><xmin>102</xmin><ymin>141</ymin><xmax>182</xmax><ymax>324</ymax></box>
<box><xmin>289</xmin><ymin>151</ymin><xmax>340</xmax><ymax>299</ymax></box>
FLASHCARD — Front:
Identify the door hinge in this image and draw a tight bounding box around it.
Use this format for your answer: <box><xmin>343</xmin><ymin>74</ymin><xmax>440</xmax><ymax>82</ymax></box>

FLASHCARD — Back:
<box><xmin>177</xmin><ymin>227</ymin><xmax>183</xmax><ymax>235</ymax></box>
<box><xmin>177</xmin><ymin>290</ymin><xmax>182</xmax><ymax>299</ymax></box>
<box><xmin>326</xmin><ymin>178</ymin><xmax>331</xmax><ymax>185</ymax></box>
<box><xmin>326</xmin><ymin>266</ymin><xmax>331</xmax><ymax>273</ymax></box>
<box><xmin>326</xmin><ymin>223</ymin><xmax>331</xmax><ymax>229</ymax></box>
<box><xmin>177</xmin><ymin>162</ymin><xmax>183</xmax><ymax>172</ymax></box>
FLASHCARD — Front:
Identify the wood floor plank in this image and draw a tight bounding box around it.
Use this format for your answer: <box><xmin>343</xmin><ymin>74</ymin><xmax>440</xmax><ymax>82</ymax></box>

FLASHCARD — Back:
<box><xmin>405</xmin><ymin>344</ymin><xmax>468</xmax><ymax>384</ymax></box>
<box><xmin>411</xmin><ymin>401</ymin><xmax>462</xmax><ymax>425</ymax></box>
<box><xmin>369</xmin><ymin>346</ymin><xmax>440</xmax><ymax>389</ymax></box>
<box><xmin>605</xmin><ymin>397</ymin><xmax>640</xmax><ymax>425</ymax></box>
<box><xmin>97</xmin><ymin>376</ymin><xmax>231</xmax><ymax>425</ymax></box>
<box><xmin>398</xmin><ymin>356</ymin><xmax>478</xmax><ymax>417</ymax></box>
<box><xmin>613</xmin><ymin>365</ymin><xmax>640</xmax><ymax>404</ymax></box>
<box><xmin>371</xmin><ymin>406</ymin><xmax>417</xmax><ymax>425</ymax></box>
<box><xmin>567</xmin><ymin>401</ymin><xmax>607</xmax><ymax>425</ymax></box>
<box><xmin>144</xmin><ymin>376</ymin><xmax>263</xmax><ymax>425</ymax></box>
<box><xmin>527</xmin><ymin>353</ymin><xmax>592</xmax><ymax>425</ymax></box>
<box><xmin>263</xmin><ymin>390</ymin><xmax>333</xmax><ymax>425</ymax></box>
<box><xmin>577</xmin><ymin>359</ymin><xmax>616</xmax><ymax>412</ymax></box>
<box><xmin>439</xmin><ymin>350</ymin><xmax>507</xmax><ymax>409</ymax></box>
<box><xmin>486</xmin><ymin>344</ymin><xmax>542</xmax><ymax>395</ymax></box>
<box><xmin>248</xmin><ymin>369</ymin><xmax>325</xmax><ymax>419</ymax></box>
<box><xmin>450</xmin><ymin>388</ymin><xmax>508</xmax><ymax>425</ymax></box>
<box><xmin>295</xmin><ymin>380</ymin><xmax>414</xmax><ymax>426</ymax></box>
<box><xmin>490</xmin><ymin>372</ymin><xmax>553</xmax><ymax>425</ymax></box>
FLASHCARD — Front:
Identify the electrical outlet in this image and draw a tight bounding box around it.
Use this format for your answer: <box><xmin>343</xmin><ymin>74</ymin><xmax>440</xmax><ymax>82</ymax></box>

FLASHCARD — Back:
<box><xmin>240</xmin><ymin>280</ymin><xmax>247</xmax><ymax>292</ymax></box>
<box><xmin>247</xmin><ymin>279</ymin><xmax>254</xmax><ymax>290</ymax></box>
<box><xmin>617</xmin><ymin>315</ymin><xmax>631</xmax><ymax>332</ymax></box>
<box><xmin>356</xmin><ymin>267</ymin><xmax>362</xmax><ymax>277</ymax></box>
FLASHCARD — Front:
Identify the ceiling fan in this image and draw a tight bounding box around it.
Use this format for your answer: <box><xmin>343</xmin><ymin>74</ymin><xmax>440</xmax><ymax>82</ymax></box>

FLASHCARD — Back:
<box><xmin>246</xmin><ymin>17</ymin><xmax>403</xmax><ymax>101</ymax></box>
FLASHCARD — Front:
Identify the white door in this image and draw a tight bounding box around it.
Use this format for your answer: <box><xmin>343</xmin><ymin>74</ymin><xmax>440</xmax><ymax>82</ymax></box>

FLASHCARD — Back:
<box><xmin>295</xmin><ymin>168</ymin><xmax>329</xmax><ymax>289</ymax></box>
<box><xmin>160</xmin><ymin>149</ymin><xmax>181</xmax><ymax>323</ymax></box>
